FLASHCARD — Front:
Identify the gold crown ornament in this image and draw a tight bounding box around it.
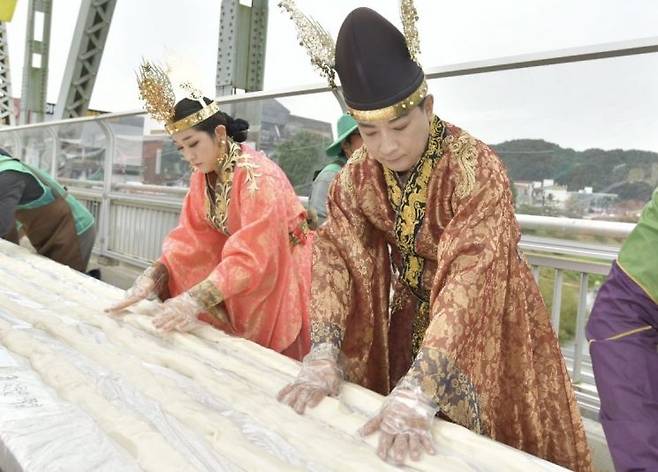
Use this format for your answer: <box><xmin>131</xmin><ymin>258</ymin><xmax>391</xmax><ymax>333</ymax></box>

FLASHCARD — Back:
<box><xmin>278</xmin><ymin>0</ymin><xmax>425</xmax><ymax>123</ymax></box>
<box><xmin>136</xmin><ymin>61</ymin><xmax>221</xmax><ymax>134</ymax></box>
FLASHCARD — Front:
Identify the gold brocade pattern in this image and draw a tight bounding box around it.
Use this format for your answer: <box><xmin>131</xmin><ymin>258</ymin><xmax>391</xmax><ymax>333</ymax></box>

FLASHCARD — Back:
<box><xmin>444</xmin><ymin>133</ymin><xmax>478</xmax><ymax>199</ymax></box>
<box><xmin>337</xmin><ymin>148</ymin><xmax>363</xmax><ymax>197</ymax></box>
<box><xmin>188</xmin><ymin>279</ymin><xmax>228</xmax><ymax>324</ymax></box>
<box><xmin>348</xmin><ymin>145</ymin><xmax>367</xmax><ymax>165</ymax></box>
<box><xmin>205</xmin><ymin>141</ymin><xmax>259</xmax><ymax>234</ymax></box>
<box><xmin>408</xmin><ymin>347</ymin><xmax>484</xmax><ymax>434</ymax></box>
<box><xmin>411</xmin><ymin>301</ymin><xmax>430</xmax><ymax>358</ymax></box>
<box><xmin>189</xmin><ymin>279</ymin><xmax>225</xmax><ymax>310</ymax></box>
<box><xmin>311</xmin><ymin>320</ymin><xmax>344</xmax><ymax>347</ymax></box>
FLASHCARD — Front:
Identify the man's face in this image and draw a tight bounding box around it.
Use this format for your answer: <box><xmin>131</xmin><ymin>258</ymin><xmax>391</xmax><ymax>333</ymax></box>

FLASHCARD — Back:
<box><xmin>357</xmin><ymin>95</ymin><xmax>433</xmax><ymax>173</ymax></box>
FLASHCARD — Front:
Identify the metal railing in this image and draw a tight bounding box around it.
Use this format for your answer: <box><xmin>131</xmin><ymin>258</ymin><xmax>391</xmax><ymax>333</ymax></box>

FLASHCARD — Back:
<box><xmin>522</xmin><ymin>240</ymin><xmax>619</xmax><ymax>420</ymax></box>
<box><xmin>2</xmin><ymin>36</ymin><xmax>656</xmax><ymax>420</ymax></box>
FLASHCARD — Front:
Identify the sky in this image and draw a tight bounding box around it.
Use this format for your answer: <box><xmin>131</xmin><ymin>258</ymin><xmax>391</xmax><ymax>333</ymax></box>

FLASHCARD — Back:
<box><xmin>4</xmin><ymin>0</ymin><xmax>658</xmax><ymax>152</ymax></box>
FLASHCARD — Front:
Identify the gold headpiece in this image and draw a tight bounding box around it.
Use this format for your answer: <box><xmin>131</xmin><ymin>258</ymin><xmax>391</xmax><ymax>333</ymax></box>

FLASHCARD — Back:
<box><xmin>278</xmin><ymin>0</ymin><xmax>422</xmax><ymax>87</ymax></box>
<box><xmin>136</xmin><ymin>60</ymin><xmax>221</xmax><ymax>135</ymax></box>
<box><xmin>400</xmin><ymin>0</ymin><xmax>421</xmax><ymax>66</ymax></box>
<box><xmin>278</xmin><ymin>0</ymin><xmax>337</xmax><ymax>88</ymax></box>
<box><xmin>347</xmin><ymin>80</ymin><xmax>428</xmax><ymax>123</ymax></box>
<box><xmin>279</xmin><ymin>1</ymin><xmax>425</xmax><ymax>123</ymax></box>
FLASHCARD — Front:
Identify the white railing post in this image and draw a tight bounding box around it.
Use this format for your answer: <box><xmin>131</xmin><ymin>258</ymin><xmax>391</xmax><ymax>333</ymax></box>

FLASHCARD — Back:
<box><xmin>551</xmin><ymin>269</ymin><xmax>563</xmax><ymax>332</ymax></box>
<box><xmin>531</xmin><ymin>266</ymin><xmax>540</xmax><ymax>283</ymax></box>
<box><xmin>97</xmin><ymin>121</ymin><xmax>114</xmax><ymax>257</ymax></box>
<box><xmin>13</xmin><ymin>131</ymin><xmax>22</xmax><ymax>160</ymax></box>
<box><xmin>47</xmin><ymin>126</ymin><xmax>58</xmax><ymax>177</ymax></box>
<box><xmin>573</xmin><ymin>272</ymin><xmax>589</xmax><ymax>383</ymax></box>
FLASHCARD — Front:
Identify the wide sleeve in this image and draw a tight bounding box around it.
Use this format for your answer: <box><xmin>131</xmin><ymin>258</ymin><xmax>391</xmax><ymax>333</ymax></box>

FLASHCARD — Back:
<box><xmin>187</xmin><ymin>170</ymin><xmax>296</xmax><ymax>308</ymax></box>
<box><xmin>158</xmin><ymin>174</ymin><xmax>223</xmax><ymax>291</ymax></box>
<box><xmin>310</xmin><ymin>166</ymin><xmax>370</xmax><ymax>348</ymax></box>
<box><xmin>402</xmin><ymin>136</ymin><xmax>520</xmax><ymax>434</ymax></box>
<box><xmin>310</xmin><ymin>156</ymin><xmax>392</xmax><ymax>392</ymax></box>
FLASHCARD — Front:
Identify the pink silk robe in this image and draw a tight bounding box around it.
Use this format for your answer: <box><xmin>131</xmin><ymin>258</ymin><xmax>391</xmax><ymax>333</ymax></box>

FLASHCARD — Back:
<box><xmin>159</xmin><ymin>144</ymin><xmax>312</xmax><ymax>360</ymax></box>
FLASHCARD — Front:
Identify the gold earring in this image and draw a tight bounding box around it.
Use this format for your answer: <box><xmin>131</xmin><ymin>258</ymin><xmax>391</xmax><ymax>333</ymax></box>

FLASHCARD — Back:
<box><xmin>216</xmin><ymin>139</ymin><xmax>227</xmax><ymax>164</ymax></box>
<box><xmin>216</xmin><ymin>149</ymin><xmax>225</xmax><ymax>168</ymax></box>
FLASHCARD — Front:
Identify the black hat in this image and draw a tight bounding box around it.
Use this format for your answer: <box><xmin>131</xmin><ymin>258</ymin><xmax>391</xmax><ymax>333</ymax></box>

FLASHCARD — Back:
<box><xmin>335</xmin><ymin>8</ymin><xmax>427</xmax><ymax>123</ymax></box>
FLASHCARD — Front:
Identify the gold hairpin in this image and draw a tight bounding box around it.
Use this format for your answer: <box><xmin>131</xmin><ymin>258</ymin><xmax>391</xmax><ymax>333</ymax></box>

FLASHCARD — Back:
<box><xmin>400</xmin><ymin>0</ymin><xmax>421</xmax><ymax>66</ymax></box>
<box><xmin>278</xmin><ymin>0</ymin><xmax>337</xmax><ymax>88</ymax></box>
<box><xmin>136</xmin><ymin>60</ymin><xmax>222</xmax><ymax>135</ymax></box>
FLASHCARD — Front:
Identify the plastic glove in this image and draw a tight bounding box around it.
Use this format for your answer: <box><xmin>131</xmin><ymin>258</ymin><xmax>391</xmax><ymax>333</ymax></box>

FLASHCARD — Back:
<box><xmin>359</xmin><ymin>377</ymin><xmax>438</xmax><ymax>465</ymax></box>
<box><xmin>106</xmin><ymin>263</ymin><xmax>167</xmax><ymax>313</ymax></box>
<box><xmin>152</xmin><ymin>291</ymin><xmax>204</xmax><ymax>333</ymax></box>
<box><xmin>277</xmin><ymin>343</ymin><xmax>342</xmax><ymax>414</ymax></box>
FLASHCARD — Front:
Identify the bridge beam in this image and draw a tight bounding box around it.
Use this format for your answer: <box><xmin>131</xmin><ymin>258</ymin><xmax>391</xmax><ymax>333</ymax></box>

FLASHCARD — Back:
<box><xmin>54</xmin><ymin>0</ymin><xmax>117</xmax><ymax>120</ymax></box>
<box><xmin>216</xmin><ymin>0</ymin><xmax>268</xmax><ymax>97</ymax></box>
<box><xmin>0</xmin><ymin>22</ymin><xmax>15</xmax><ymax>125</ymax></box>
<box><xmin>20</xmin><ymin>0</ymin><xmax>52</xmax><ymax>124</ymax></box>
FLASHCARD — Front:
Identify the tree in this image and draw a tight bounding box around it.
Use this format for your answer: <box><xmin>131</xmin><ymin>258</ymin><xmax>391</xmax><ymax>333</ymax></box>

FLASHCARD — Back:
<box><xmin>274</xmin><ymin>130</ymin><xmax>330</xmax><ymax>196</ymax></box>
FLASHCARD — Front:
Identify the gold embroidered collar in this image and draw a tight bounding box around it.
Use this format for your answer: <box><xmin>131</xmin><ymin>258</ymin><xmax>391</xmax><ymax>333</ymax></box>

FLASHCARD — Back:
<box><xmin>205</xmin><ymin>141</ymin><xmax>260</xmax><ymax>235</ymax></box>
<box><xmin>383</xmin><ymin>116</ymin><xmax>444</xmax><ymax>299</ymax></box>
<box><xmin>384</xmin><ymin>116</ymin><xmax>443</xmax><ymax>358</ymax></box>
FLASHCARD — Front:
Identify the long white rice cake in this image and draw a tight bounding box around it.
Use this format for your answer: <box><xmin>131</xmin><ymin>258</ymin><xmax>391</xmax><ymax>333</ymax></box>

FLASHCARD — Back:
<box><xmin>0</xmin><ymin>239</ymin><xmax>567</xmax><ymax>471</ymax></box>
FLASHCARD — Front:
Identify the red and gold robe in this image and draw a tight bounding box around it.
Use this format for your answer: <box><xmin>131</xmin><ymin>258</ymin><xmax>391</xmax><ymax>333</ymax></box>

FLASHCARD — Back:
<box><xmin>311</xmin><ymin>117</ymin><xmax>592</xmax><ymax>471</ymax></box>
<box><xmin>159</xmin><ymin>142</ymin><xmax>312</xmax><ymax>360</ymax></box>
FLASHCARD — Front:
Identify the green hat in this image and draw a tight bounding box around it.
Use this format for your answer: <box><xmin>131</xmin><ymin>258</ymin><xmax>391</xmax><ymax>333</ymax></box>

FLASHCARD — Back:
<box><xmin>325</xmin><ymin>114</ymin><xmax>359</xmax><ymax>157</ymax></box>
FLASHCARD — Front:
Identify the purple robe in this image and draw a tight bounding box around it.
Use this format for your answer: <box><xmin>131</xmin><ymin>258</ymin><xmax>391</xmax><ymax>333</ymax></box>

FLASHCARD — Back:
<box><xmin>586</xmin><ymin>261</ymin><xmax>658</xmax><ymax>472</ymax></box>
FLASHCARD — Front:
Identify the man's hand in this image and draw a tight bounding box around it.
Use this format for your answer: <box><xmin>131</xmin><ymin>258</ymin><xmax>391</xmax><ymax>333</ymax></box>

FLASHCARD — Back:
<box><xmin>359</xmin><ymin>379</ymin><xmax>437</xmax><ymax>465</ymax></box>
<box><xmin>277</xmin><ymin>343</ymin><xmax>342</xmax><ymax>414</ymax></box>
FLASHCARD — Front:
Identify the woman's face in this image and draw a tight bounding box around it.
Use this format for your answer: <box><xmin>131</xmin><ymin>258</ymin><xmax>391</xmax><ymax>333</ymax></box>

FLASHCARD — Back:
<box><xmin>357</xmin><ymin>95</ymin><xmax>434</xmax><ymax>173</ymax></box>
<box><xmin>173</xmin><ymin>125</ymin><xmax>226</xmax><ymax>174</ymax></box>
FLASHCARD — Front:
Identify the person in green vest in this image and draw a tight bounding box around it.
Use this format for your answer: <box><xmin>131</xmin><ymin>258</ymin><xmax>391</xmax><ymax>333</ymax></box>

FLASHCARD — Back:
<box><xmin>0</xmin><ymin>148</ymin><xmax>96</xmax><ymax>272</ymax></box>
<box><xmin>586</xmin><ymin>187</ymin><xmax>658</xmax><ymax>471</ymax></box>
<box><xmin>308</xmin><ymin>114</ymin><xmax>362</xmax><ymax>225</ymax></box>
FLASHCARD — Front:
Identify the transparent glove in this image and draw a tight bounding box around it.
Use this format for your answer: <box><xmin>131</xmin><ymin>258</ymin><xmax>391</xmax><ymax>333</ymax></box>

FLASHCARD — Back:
<box><xmin>359</xmin><ymin>377</ymin><xmax>438</xmax><ymax>465</ymax></box>
<box><xmin>277</xmin><ymin>343</ymin><xmax>343</xmax><ymax>414</ymax></box>
<box><xmin>106</xmin><ymin>263</ymin><xmax>168</xmax><ymax>313</ymax></box>
<box><xmin>151</xmin><ymin>291</ymin><xmax>205</xmax><ymax>333</ymax></box>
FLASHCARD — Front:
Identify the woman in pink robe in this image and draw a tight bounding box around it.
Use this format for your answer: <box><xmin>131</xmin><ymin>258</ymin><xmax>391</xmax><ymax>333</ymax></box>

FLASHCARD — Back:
<box><xmin>108</xmin><ymin>88</ymin><xmax>312</xmax><ymax>360</ymax></box>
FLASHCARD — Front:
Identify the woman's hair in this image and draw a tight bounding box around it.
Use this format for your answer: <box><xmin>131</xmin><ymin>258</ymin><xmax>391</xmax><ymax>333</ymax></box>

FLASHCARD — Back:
<box><xmin>173</xmin><ymin>97</ymin><xmax>249</xmax><ymax>143</ymax></box>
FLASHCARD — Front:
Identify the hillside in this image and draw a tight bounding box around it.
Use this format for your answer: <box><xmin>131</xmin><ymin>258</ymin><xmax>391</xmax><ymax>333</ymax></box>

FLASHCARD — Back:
<box><xmin>492</xmin><ymin>139</ymin><xmax>658</xmax><ymax>202</ymax></box>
